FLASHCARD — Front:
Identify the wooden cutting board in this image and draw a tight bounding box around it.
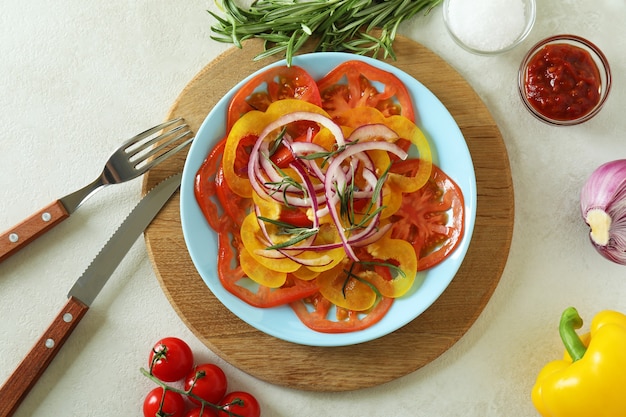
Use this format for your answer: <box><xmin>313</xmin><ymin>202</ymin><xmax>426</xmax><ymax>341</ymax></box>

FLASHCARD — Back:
<box><xmin>142</xmin><ymin>36</ymin><xmax>514</xmax><ymax>392</ymax></box>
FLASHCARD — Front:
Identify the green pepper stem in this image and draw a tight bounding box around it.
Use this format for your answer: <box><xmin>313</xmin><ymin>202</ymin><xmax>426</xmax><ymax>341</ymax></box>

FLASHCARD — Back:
<box><xmin>559</xmin><ymin>307</ymin><xmax>588</xmax><ymax>362</ymax></box>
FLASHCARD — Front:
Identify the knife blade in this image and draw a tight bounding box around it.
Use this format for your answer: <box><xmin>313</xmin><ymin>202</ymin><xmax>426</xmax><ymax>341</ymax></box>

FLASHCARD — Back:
<box><xmin>0</xmin><ymin>172</ymin><xmax>182</xmax><ymax>417</ymax></box>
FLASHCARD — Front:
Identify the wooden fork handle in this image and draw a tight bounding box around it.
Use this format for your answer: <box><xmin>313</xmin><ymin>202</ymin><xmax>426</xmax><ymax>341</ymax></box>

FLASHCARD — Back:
<box><xmin>0</xmin><ymin>200</ymin><xmax>69</xmax><ymax>263</ymax></box>
<box><xmin>0</xmin><ymin>297</ymin><xmax>89</xmax><ymax>417</ymax></box>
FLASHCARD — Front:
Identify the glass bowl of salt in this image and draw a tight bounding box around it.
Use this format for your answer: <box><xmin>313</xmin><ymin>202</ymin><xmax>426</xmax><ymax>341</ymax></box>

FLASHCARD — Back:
<box><xmin>443</xmin><ymin>0</ymin><xmax>536</xmax><ymax>55</ymax></box>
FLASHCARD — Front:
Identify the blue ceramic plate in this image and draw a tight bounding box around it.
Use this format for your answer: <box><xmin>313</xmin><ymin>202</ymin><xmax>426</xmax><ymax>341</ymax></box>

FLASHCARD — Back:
<box><xmin>180</xmin><ymin>52</ymin><xmax>476</xmax><ymax>347</ymax></box>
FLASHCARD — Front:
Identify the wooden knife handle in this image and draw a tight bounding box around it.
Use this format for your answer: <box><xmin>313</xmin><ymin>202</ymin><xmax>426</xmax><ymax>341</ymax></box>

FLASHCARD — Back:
<box><xmin>0</xmin><ymin>200</ymin><xmax>69</xmax><ymax>262</ymax></box>
<box><xmin>0</xmin><ymin>297</ymin><xmax>89</xmax><ymax>417</ymax></box>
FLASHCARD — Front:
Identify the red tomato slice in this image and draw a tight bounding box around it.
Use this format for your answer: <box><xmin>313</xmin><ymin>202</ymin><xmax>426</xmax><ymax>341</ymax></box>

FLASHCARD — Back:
<box><xmin>269</xmin><ymin>120</ymin><xmax>319</xmax><ymax>168</ymax></box>
<box><xmin>389</xmin><ymin>161</ymin><xmax>465</xmax><ymax>271</ymax></box>
<box><xmin>194</xmin><ymin>138</ymin><xmax>227</xmax><ymax>231</ymax></box>
<box><xmin>317</xmin><ymin>60</ymin><xmax>416</xmax><ymax>122</ymax></box>
<box><xmin>227</xmin><ymin>66</ymin><xmax>322</xmax><ymax>131</ymax></box>
<box><xmin>214</xmin><ymin>166</ymin><xmax>250</xmax><ymax>227</ymax></box>
<box><xmin>217</xmin><ymin>226</ymin><xmax>319</xmax><ymax>308</ymax></box>
<box><xmin>278</xmin><ymin>207</ymin><xmax>313</xmax><ymax>228</ymax></box>
<box><xmin>233</xmin><ymin>134</ymin><xmax>258</xmax><ymax>176</ymax></box>
<box><xmin>195</xmin><ymin>137</ymin><xmax>251</xmax><ymax>229</ymax></box>
<box><xmin>290</xmin><ymin>292</ymin><xmax>394</xmax><ymax>333</ymax></box>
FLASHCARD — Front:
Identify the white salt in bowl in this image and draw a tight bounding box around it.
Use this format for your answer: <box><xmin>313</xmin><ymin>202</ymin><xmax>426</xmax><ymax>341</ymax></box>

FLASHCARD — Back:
<box><xmin>443</xmin><ymin>0</ymin><xmax>536</xmax><ymax>55</ymax></box>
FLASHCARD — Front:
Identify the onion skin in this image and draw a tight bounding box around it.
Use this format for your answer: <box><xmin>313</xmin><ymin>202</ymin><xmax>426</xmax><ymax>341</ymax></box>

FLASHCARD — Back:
<box><xmin>580</xmin><ymin>159</ymin><xmax>626</xmax><ymax>264</ymax></box>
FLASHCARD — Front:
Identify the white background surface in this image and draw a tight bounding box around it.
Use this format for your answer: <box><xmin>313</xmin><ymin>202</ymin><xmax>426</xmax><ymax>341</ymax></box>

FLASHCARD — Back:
<box><xmin>1</xmin><ymin>1</ymin><xmax>625</xmax><ymax>416</ymax></box>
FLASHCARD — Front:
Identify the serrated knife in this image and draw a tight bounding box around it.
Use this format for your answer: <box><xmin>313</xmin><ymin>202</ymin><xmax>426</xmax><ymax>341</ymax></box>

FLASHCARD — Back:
<box><xmin>0</xmin><ymin>172</ymin><xmax>182</xmax><ymax>417</ymax></box>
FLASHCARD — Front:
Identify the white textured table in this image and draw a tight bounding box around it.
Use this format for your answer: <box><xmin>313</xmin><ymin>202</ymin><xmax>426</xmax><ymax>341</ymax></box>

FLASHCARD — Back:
<box><xmin>1</xmin><ymin>1</ymin><xmax>625</xmax><ymax>416</ymax></box>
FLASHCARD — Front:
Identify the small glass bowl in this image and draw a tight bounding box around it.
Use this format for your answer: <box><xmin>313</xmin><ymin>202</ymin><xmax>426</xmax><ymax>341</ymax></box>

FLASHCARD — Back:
<box><xmin>443</xmin><ymin>0</ymin><xmax>536</xmax><ymax>55</ymax></box>
<box><xmin>518</xmin><ymin>35</ymin><xmax>612</xmax><ymax>126</ymax></box>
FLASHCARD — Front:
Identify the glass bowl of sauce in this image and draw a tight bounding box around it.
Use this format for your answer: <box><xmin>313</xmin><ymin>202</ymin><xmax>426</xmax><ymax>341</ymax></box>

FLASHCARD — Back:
<box><xmin>518</xmin><ymin>34</ymin><xmax>612</xmax><ymax>126</ymax></box>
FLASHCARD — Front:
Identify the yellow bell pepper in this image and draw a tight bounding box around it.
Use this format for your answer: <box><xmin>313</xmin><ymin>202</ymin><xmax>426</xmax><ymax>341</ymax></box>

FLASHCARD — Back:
<box><xmin>531</xmin><ymin>307</ymin><xmax>626</xmax><ymax>417</ymax></box>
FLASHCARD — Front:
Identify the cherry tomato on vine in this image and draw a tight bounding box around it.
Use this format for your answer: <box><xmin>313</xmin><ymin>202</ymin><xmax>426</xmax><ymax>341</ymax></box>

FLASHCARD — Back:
<box><xmin>185</xmin><ymin>407</ymin><xmax>219</xmax><ymax>417</ymax></box>
<box><xmin>218</xmin><ymin>391</ymin><xmax>261</xmax><ymax>417</ymax></box>
<box><xmin>143</xmin><ymin>387</ymin><xmax>186</xmax><ymax>417</ymax></box>
<box><xmin>184</xmin><ymin>363</ymin><xmax>228</xmax><ymax>405</ymax></box>
<box><xmin>149</xmin><ymin>337</ymin><xmax>194</xmax><ymax>382</ymax></box>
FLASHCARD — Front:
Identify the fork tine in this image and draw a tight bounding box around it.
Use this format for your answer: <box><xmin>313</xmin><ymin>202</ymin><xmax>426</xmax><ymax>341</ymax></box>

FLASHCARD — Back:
<box><xmin>132</xmin><ymin>126</ymin><xmax>193</xmax><ymax>163</ymax></box>
<box><xmin>122</xmin><ymin>117</ymin><xmax>184</xmax><ymax>151</ymax></box>
<box><xmin>127</xmin><ymin>123</ymin><xmax>190</xmax><ymax>160</ymax></box>
<box><xmin>136</xmin><ymin>134</ymin><xmax>194</xmax><ymax>173</ymax></box>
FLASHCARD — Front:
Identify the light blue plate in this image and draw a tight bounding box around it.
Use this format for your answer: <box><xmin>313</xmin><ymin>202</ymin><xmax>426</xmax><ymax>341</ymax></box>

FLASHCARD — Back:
<box><xmin>180</xmin><ymin>52</ymin><xmax>476</xmax><ymax>347</ymax></box>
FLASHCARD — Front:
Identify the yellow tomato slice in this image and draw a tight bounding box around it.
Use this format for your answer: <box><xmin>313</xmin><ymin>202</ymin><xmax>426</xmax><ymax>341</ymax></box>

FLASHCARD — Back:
<box><xmin>317</xmin><ymin>262</ymin><xmax>378</xmax><ymax>311</ymax></box>
<box><xmin>292</xmin><ymin>267</ymin><xmax>320</xmax><ymax>281</ymax></box>
<box><xmin>361</xmin><ymin>235</ymin><xmax>418</xmax><ymax>298</ymax></box>
<box><xmin>381</xmin><ymin>184</ymin><xmax>402</xmax><ymax>219</ymax></box>
<box><xmin>296</xmin><ymin>223</ymin><xmax>345</xmax><ymax>272</ymax></box>
<box><xmin>239</xmin><ymin>212</ymin><xmax>301</xmax><ymax>273</ymax></box>
<box><xmin>239</xmin><ymin>245</ymin><xmax>287</xmax><ymax>288</ymax></box>
<box><xmin>334</xmin><ymin>106</ymin><xmax>432</xmax><ymax>193</ymax></box>
<box><xmin>223</xmin><ymin>99</ymin><xmax>332</xmax><ymax>198</ymax></box>
<box><xmin>252</xmin><ymin>193</ymin><xmax>345</xmax><ymax>272</ymax></box>
<box><xmin>386</xmin><ymin>115</ymin><xmax>432</xmax><ymax>193</ymax></box>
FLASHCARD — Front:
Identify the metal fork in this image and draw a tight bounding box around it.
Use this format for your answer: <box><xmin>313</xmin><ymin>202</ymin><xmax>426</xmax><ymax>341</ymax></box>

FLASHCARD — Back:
<box><xmin>0</xmin><ymin>118</ymin><xmax>193</xmax><ymax>262</ymax></box>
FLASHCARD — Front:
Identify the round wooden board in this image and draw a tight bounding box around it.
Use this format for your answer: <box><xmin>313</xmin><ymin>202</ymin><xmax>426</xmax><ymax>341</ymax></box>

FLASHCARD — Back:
<box><xmin>142</xmin><ymin>36</ymin><xmax>514</xmax><ymax>392</ymax></box>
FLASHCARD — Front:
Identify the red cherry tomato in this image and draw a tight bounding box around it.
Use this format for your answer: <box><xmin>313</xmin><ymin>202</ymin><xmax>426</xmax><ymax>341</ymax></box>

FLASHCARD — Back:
<box><xmin>218</xmin><ymin>391</ymin><xmax>261</xmax><ymax>417</ymax></box>
<box><xmin>185</xmin><ymin>406</ymin><xmax>219</xmax><ymax>417</ymax></box>
<box><xmin>149</xmin><ymin>337</ymin><xmax>194</xmax><ymax>382</ymax></box>
<box><xmin>143</xmin><ymin>387</ymin><xmax>186</xmax><ymax>417</ymax></box>
<box><xmin>184</xmin><ymin>363</ymin><xmax>228</xmax><ymax>406</ymax></box>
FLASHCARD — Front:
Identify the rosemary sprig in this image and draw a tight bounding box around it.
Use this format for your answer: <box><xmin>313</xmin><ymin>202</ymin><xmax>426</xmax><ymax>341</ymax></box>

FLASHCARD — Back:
<box><xmin>336</xmin><ymin>162</ymin><xmax>391</xmax><ymax>230</ymax></box>
<box><xmin>264</xmin><ymin>174</ymin><xmax>304</xmax><ymax>205</ymax></box>
<box><xmin>209</xmin><ymin>0</ymin><xmax>443</xmax><ymax>65</ymax></box>
<box><xmin>262</xmin><ymin>146</ymin><xmax>306</xmax><ymax>206</ymax></box>
<box><xmin>268</xmin><ymin>126</ymin><xmax>288</xmax><ymax>157</ymax></box>
<box><xmin>299</xmin><ymin>141</ymin><xmax>357</xmax><ymax>168</ymax></box>
<box><xmin>359</xmin><ymin>260</ymin><xmax>406</xmax><ymax>278</ymax></box>
<box><xmin>341</xmin><ymin>262</ymin><xmax>391</xmax><ymax>299</ymax></box>
<box><xmin>257</xmin><ymin>216</ymin><xmax>319</xmax><ymax>249</ymax></box>
<box><xmin>341</xmin><ymin>260</ymin><xmax>405</xmax><ymax>299</ymax></box>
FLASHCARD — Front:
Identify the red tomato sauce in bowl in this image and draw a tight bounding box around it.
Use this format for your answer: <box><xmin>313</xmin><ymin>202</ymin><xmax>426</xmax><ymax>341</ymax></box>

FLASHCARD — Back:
<box><xmin>518</xmin><ymin>35</ymin><xmax>611</xmax><ymax>125</ymax></box>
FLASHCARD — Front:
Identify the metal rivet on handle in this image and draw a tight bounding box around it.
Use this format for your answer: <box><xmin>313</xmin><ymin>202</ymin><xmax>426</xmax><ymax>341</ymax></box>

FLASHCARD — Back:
<box><xmin>9</xmin><ymin>233</ymin><xmax>19</xmax><ymax>243</ymax></box>
<box><xmin>45</xmin><ymin>339</ymin><xmax>55</xmax><ymax>349</ymax></box>
<box><xmin>63</xmin><ymin>313</ymin><xmax>73</xmax><ymax>323</ymax></box>
<box><xmin>42</xmin><ymin>212</ymin><xmax>52</xmax><ymax>222</ymax></box>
